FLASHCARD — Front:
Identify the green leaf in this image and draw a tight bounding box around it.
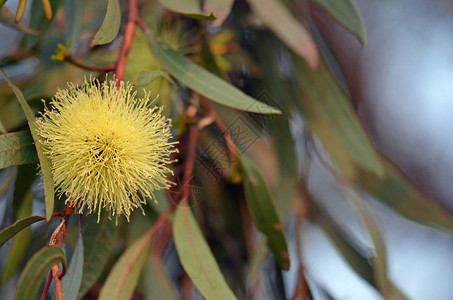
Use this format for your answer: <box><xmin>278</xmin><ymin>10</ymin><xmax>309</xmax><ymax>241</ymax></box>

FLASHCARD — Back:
<box><xmin>0</xmin><ymin>131</ymin><xmax>38</xmax><ymax>169</ymax></box>
<box><xmin>203</xmin><ymin>0</ymin><xmax>234</xmax><ymax>26</ymax></box>
<box><xmin>240</xmin><ymin>156</ymin><xmax>290</xmax><ymax>270</ymax></box>
<box><xmin>78</xmin><ymin>215</ymin><xmax>117</xmax><ymax>299</ymax></box>
<box><xmin>294</xmin><ymin>59</ymin><xmax>383</xmax><ymax>181</ymax></box>
<box><xmin>344</xmin><ymin>188</ymin><xmax>408</xmax><ymax>299</ymax></box>
<box><xmin>0</xmin><ymin>215</ymin><xmax>45</xmax><ymax>249</ymax></box>
<box><xmin>158</xmin><ymin>0</ymin><xmax>216</xmax><ymax>20</ymax></box>
<box><xmin>246</xmin><ymin>0</ymin><xmax>318</xmax><ymax>69</ymax></box>
<box><xmin>1</xmin><ymin>191</ymin><xmax>34</xmax><ymax>286</ymax></box>
<box><xmin>0</xmin><ymin>0</ymin><xmax>7</xmax><ymax>9</ymax></box>
<box><xmin>0</xmin><ymin>69</ymin><xmax>55</xmax><ymax>221</ymax></box>
<box><xmin>134</xmin><ymin>70</ymin><xmax>174</xmax><ymax>87</ymax></box>
<box><xmin>98</xmin><ymin>233</ymin><xmax>151</xmax><ymax>300</ymax></box>
<box><xmin>91</xmin><ymin>0</ymin><xmax>121</xmax><ymax>46</ymax></box>
<box><xmin>358</xmin><ymin>160</ymin><xmax>453</xmax><ymax>231</ymax></box>
<box><xmin>143</xmin><ymin>254</ymin><xmax>178</xmax><ymax>300</ymax></box>
<box><xmin>13</xmin><ymin>245</ymin><xmax>66</xmax><ymax>300</ymax></box>
<box><xmin>312</xmin><ymin>0</ymin><xmax>366</xmax><ymax>44</ymax></box>
<box><xmin>145</xmin><ymin>30</ymin><xmax>281</xmax><ymax>114</ymax></box>
<box><xmin>22</xmin><ymin>0</ymin><xmax>62</xmax><ymax>49</ymax></box>
<box><xmin>62</xmin><ymin>228</ymin><xmax>84</xmax><ymax>300</ymax></box>
<box><xmin>0</xmin><ymin>119</ymin><xmax>6</xmax><ymax>133</ymax></box>
<box><xmin>173</xmin><ymin>206</ymin><xmax>237</xmax><ymax>300</ymax></box>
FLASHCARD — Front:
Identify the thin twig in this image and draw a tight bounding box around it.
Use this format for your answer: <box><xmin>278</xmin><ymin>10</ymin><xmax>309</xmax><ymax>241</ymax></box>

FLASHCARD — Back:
<box><xmin>115</xmin><ymin>0</ymin><xmax>138</xmax><ymax>83</ymax></box>
<box><xmin>63</xmin><ymin>53</ymin><xmax>115</xmax><ymax>72</ymax></box>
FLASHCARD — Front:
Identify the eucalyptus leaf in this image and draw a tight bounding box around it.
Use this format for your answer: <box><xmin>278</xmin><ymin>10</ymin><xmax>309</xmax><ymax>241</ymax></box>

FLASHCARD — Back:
<box><xmin>0</xmin><ymin>215</ymin><xmax>45</xmax><ymax>249</ymax></box>
<box><xmin>13</xmin><ymin>246</ymin><xmax>66</xmax><ymax>300</ymax></box>
<box><xmin>62</xmin><ymin>228</ymin><xmax>84</xmax><ymax>300</ymax></box>
<box><xmin>158</xmin><ymin>0</ymin><xmax>216</xmax><ymax>20</ymax></box>
<box><xmin>204</xmin><ymin>0</ymin><xmax>234</xmax><ymax>26</ymax></box>
<box><xmin>173</xmin><ymin>206</ymin><xmax>237</xmax><ymax>300</ymax></box>
<box><xmin>91</xmin><ymin>0</ymin><xmax>121</xmax><ymax>46</ymax></box>
<box><xmin>134</xmin><ymin>70</ymin><xmax>174</xmax><ymax>87</ymax></box>
<box><xmin>0</xmin><ymin>69</ymin><xmax>55</xmax><ymax>221</ymax></box>
<box><xmin>0</xmin><ymin>131</ymin><xmax>38</xmax><ymax>170</ymax></box>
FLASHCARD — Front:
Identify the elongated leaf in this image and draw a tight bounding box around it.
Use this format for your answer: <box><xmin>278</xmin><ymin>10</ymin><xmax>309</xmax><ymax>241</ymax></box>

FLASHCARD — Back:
<box><xmin>91</xmin><ymin>0</ymin><xmax>121</xmax><ymax>46</ymax></box>
<box><xmin>173</xmin><ymin>206</ymin><xmax>237</xmax><ymax>300</ymax></box>
<box><xmin>359</xmin><ymin>160</ymin><xmax>453</xmax><ymax>231</ymax></box>
<box><xmin>0</xmin><ymin>215</ymin><xmax>45</xmax><ymax>248</ymax></box>
<box><xmin>204</xmin><ymin>0</ymin><xmax>234</xmax><ymax>26</ymax></box>
<box><xmin>294</xmin><ymin>59</ymin><xmax>383</xmax><ymax>181</ymax></box>
<box><xmin>145</xmin><ymin>31</ymin><xmax>281</xmax><ymax>114</ymax></box>
<box><xmin>240</xmin><ymin>156</ymin><xmax>290</xmax><ymax>270</ymax></box>
<box><xmin>134</xmin><ymin>70</ymin><xmax>174</xmax><ymax>87</ymax></box>
<box><xmin>62</xmin><ymin>229</ymin><xmax>84</xmax><ymax>300</ymax></box>
<box><xmin>78</xmin><ymin>215</ymin><xmax>117</xmax><ymax>298</ymax></box>
<box><xmin>0</xmin><ymin>131</ymin><xmax>38</xmax><ymax>169</ymax></box>
<box><xmin>99</xmin><ymin>233</ymin><xmax>151</xmax><ymax>300</ymax></box>
<box><xmin>0</xmin><ymin>69</ymin><xmax>55</xmax><ymax>221</ymax></box>
<box><xmin>143</xmin><ymin>254</ymin><xmax>178</xmax><ymax>300</ymax></box>
<box><xmin>158</xmin><ymin>0</ymin><xmax>215</xmax><ymax>20</ymax></box>
<box><xmin>0</xmin><ymin>0</ymin><xmax>7</xmax><ymax>9</ymax></box>
<box><xmin>313</xmin><ymin>0</ymin><xmax>366</xmax><ymax>44</ymax></box>
<box><xmin>13</xmin><ymin>245</ymin><xmax>66</xmax><ymax>300</ymax></box>
<box><xmin>246</xmin><ymin>0</ymin><xmax>318</xmax><ymax>69</ymax></box>
<box><xmin>0</xmin><ymin>119</ymin><xmax>6</xmax><ymax>133</ymax></box>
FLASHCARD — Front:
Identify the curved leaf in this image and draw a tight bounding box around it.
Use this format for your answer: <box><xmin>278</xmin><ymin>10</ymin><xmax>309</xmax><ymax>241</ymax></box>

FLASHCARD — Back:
<box><xmin>91</xmin><ymin>0</ymin><xmax>121</xmax><ymax>46</ymax></box>
<box><xmin>0</xmin><ymin>215</ymin><xmax>45</xmax><ymax>249</ymax></box>
<box><xmin>0</xmin><ymin>69</ymin><xmax>55</xmax><ymax>221</ymax></box>
<box><xmin>143</xmin><ymin>254</ymin><xmax>178</xmax><ymax>300</ymax></box>
<box><xmin>240</xmin><ymin>156</ymin><xmax>290</xmax><ymax>270</ymax></box>
<box><xmin>62</xmin><ymin>229</ymin><xmax>84</xmax><ymax>300</ymax></box>
<box><xmin>158</xmin><ymin>0</ymin><xmax>215</xmax><ymax>20</ymax></box>
<box><xmin>134</xmin><ymin>70</ymin><xmax>174</xmax><ymax>87</ymax></box>
<box><xmin>145</xmin><ymin>30</ymin><xmax>281</xmax><ymax>115</ymax></box>
<box><xmin>246</xmin><ymin>0</ymin><xmax>318</xmax><ymax>69</ymax></box>
<box><xmin>0</xmin><ymin>131</ymin><xmax>38</xmax><ymax>169</ymax></box>
<box><xmin>98</xmin><ymin>233</ymin><xmax>151</xmax><ymax>300</ymax></box>
<box><xmin>13</xmin><ymin>245</ymin><xmax>66</xmax><ymax>300</ymax></box>
<box><xmin>204</xmin><ymin>0</ymin><xmax>234</xmax><ymax>26</ymax></box>
<box><xmin>313</xmin><ymin>0</ymin><xmax>366</xmax><ymax>44</ymax></box>
<box><xmin>173</xmin><ymin>206</ymin><xmax>237</xmax><ymax>300</ymax></box>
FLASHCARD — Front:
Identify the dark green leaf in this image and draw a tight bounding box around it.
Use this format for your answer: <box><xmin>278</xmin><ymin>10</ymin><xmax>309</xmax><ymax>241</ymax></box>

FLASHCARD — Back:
<box><xmin>313</xmin><ymin>0</ymin><xmax>366</xmax><ymax>44</ymax></box>
<box><xmin>134</xmin><ymin>70</ymin><xmax>174</xmax><ymax>87</ymax></box>
<box><xmin>91</xmin><ymin>0</ymin><xmax>121</xmax><ymax>46</ymax></box>
<box><xmin>358</xmin><ymin>160</ymin><xmax>453</xmax><ymax>231</ymax></box>
<box><xmin>0</xmin><ymin>0</ymin><xmax>7</xmax><ymax>9</ymax></box>
<box><xmin>78</xmin><ymin>215</ymin><xmax>117</xmax><ymax>299</ymax></box>
<box><xmin>0</xmin><ymin>131</ymin><xmax>38</xmax><ymax>169</ymax></box>
<box><xmin>145</xmin><ymin>30</ymin><xmax>281</xmax><ymax>114</ymax></box>
<box><xmin>0</xmin><ymin>69</ymin><xmax>55</xmax><ymax>221</ymax></box>
<box><xmin>13</xmin><ymin>245</ymin><xmax>66</xmax><ymax>300</ymax></box>
<box><xmin>0</xmin><ymin>215</ymin><xmax>45</xmax><ymax>249</ymax></box>
<box><xmin>158</xmin><ymin>0</ymin><xmax>216</xmax><ymax>20</ymax></box>
<box><xmin>246</xmin><ymin>0</ymin><xmax>318</xmax><ymax>69</ymax></box>
<box><xmin>62</xmin><ymin>228</ymin><xmax>84</xmax><ymax>300</ymax></box>
<box><xmin>173</xmin><ymin>206</ymin><xmax>237</xmax><ymax>300</ymax></box>
<box><xmin>203</xmin><ymin>0</ymin><xmax>234</xmax><ymax>26</ymax></box>
<box><xmin>98</xmin><ymin>233</ymin><xmax>151</xmax><ymax>300</ymax></box>
<box><xmin>240</xmin><ymin>155</ymin><xmax>290</xmax><ymax>270</ymax></box>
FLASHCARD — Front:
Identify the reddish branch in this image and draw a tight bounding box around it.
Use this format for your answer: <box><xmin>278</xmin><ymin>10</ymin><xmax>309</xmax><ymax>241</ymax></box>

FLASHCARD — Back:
<box><xmin>114</xmin><ymin>0</ymin><xmax>138</xmax><ymax>84</ymax></box>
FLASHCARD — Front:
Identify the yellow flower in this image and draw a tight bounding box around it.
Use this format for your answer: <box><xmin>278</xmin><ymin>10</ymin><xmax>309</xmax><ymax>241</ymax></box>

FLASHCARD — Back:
<box><xmin>35</xmin><ymin>78</ymin><xmax>177</xmax><ymax>221</ymax></box>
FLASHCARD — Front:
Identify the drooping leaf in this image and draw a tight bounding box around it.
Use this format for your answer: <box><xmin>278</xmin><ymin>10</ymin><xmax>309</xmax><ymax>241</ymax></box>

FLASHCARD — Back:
<box><xmin>158</xmin><ymin>0</ymin><xmax>216</xmax><ymax>20</ymax></box>
<box><xmin>358</xmin><ymin>160</ymin><xmax>453</xmax><ymax>231</ymax></box>
<box><xmin>143</xmin><ymin>254</ymin><xmax>178</xmax><ymax>300</ymax></box>
<box><xmin>1</xmin><ymin>191</ymin><xmax>34</xmax><ymax>286</ymax></box>
<box><xmin>98</xmin><ymin>233</ymin><xmax>151</xmax><ymax>300</ymax></box>
<box><xmin>0</xmin><ymin>69</ymin><xmax>55</xmax><ymax>221</ymax></box>
<box><xmin>13</xmin><ymin>245</ymin><xmax>66</xmax><ymax>300</ymax></box>
<box><xmin>0</xmin><ymin>131</ymin><xmax>38</xmax><ymax>170</ymax></box>
<box><xmin>203</xmin><ymin>0</ymin><xmax>234</xmax><ymax>26</ymax></box>
<box><xmin>173</xmin><ymin>206</ymin><xmax>237</xmax><ymax>300</ymax></box>
<box><xmin>78</xmin><ymin>215</ymin><xmax>117</xmax><ymax>299</ymax></box>
<box><xmin>240</xmin><ymin>155</ymin><xmax>290</xmax><ymax>270</ymax></box>
<box><xmin>145</xmin><ymin>30</ymin><xmax>281</xmax><ymax>114</ymax></box>
<box><xmin>312</xmin><ymin>0</ymin><xmax>366</xmax><ymax>44</ymax></box>
<box><xmin>246</xmin><ymin>0</ymin><xmax>318</xmax><ymax>69</ymax></box>
<box><xmin>62</xmin><ymin>228</ymin><xmax>84</xmax><ymax>300</ymax></box>
<box><xmin>134</xmin><ymin>70</ymin><xmax>174</xmax><ymax>87</ymax></box>
<box><xmin>294</xmin><ymin>59</ymin><xmax>384</xmax><ymax>181</ymax></box>
<box><xmin>0</xmin><ymin>215</ymin><xmax>45</xmax><ymax>249</ymax></box>
<box><xmin>22</xmin><ymin>0</ymin><xmax>62</xmax><ymax>49</ymax></box>
<box><xmin>90</xmin><ymin>0</ymin><xmax>121</xmax><ymax>46</ymax></box>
